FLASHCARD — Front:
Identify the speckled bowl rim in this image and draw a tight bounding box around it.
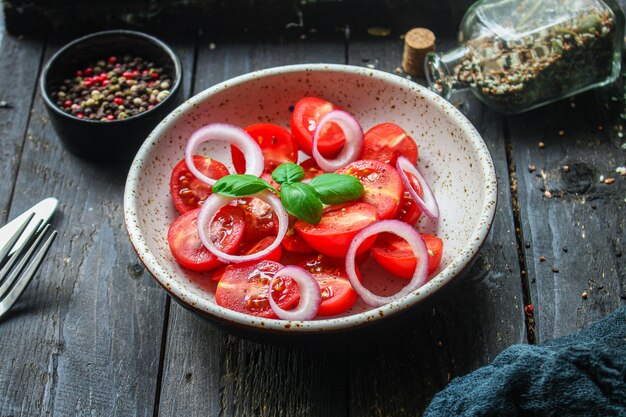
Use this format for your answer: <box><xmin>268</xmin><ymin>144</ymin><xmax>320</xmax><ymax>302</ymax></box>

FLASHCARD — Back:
<box><xmin>124</xmin><ymin>63</ymin><xmax>497</xmax><ymax>334</ymax></box>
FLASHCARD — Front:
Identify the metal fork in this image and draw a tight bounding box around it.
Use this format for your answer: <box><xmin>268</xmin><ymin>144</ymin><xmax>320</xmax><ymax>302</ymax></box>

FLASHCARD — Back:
<box><xmin>0</xmin><ymin>212</ymin><xmax>57</xmax><ymax>319</ymax></box>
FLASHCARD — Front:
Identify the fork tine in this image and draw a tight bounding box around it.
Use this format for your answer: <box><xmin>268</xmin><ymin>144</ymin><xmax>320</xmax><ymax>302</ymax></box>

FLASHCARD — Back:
<box><xmin>0</xmin><ymin>221</ymin><xmax>46</xmax><ymax>296</ymax></box>
<box><xmin>0</xmin><ymin>219</ymin><xmax>44</xmax><ymax>290</ymax></box>
<box><xmin>0</xmin><ymin>228</ymin><xmax>57</xmax><ymax>318</ymax></box>
<box><xmin>0</xmin><ymin>212</ymin><xmax>35</xmax><ymax>267</ymax></box>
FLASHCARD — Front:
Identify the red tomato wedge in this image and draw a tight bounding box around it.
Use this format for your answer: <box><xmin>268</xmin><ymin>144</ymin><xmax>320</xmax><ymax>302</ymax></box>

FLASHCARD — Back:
<box><xmin>361</xmin><ymin>123</ymin><xmax>418</xmax><ymax>166</ymax></box>
<box><xmin>231</xmin><ymin>123</ymin><xmax>298</xmax><ymax>174</ymax></box>
<box><xmin>290</xmin><ymin>97</ymin><xmax>345</xmax><ymax>157</ymax></box>
<box><xmin>300</xmin><ymin>158</ymin><xmax>326</xmax><ymax>181</ymax></box>
<box><xmin>230</xmin><ymin>197</ymin><xmax>279</xmax><ymax>243</ymax></box>
<box><xmin>370</xmin><ymin>233</ymin><xmax>444</xmax><ymax>280</ymax></box>
<box><xmin>238</xmin><ymin>235</ymin><xmax>283</xmax><ymax>262</ymax></box>
<box><xmin>167</xmin><ymin>206</ymin><xmax>245</xmax><ymax>272</ymax></box>
<box><xmin>297</xmin><ymin>255</ymin><xmax>358</xmax><ymax>316</ymax></box>
<box><xmin>295</xmin><ymin>202</ymin><xmax>378</xmax><ymax>258</ymax></box>
<box><xmin>396</xmin><ymin>171</ymin><xmax>424</xmax><ymax>225</ymax></box>
<box><xmin>215</xmin><ymin>260</ymin><xmax>300</xmax><ymax>318</ymax></box>
<box><xmin>261</xmin><ymin>172</ymin><xmax>281</xmax><ymax>191</ymax></box>
<box><xmin>170</xmin><ymin>156</ymin><xmax>230</xmax><ymax>214</ymax></box>
<box><xmin>336</xmin><ymin>160</ymin><xmax>403</xmax><ymax>220</ymax></box>
<box><xmin>282</xmin><ymin>216</ymin><xmax>315</xmax><ymax>253</ymax></box>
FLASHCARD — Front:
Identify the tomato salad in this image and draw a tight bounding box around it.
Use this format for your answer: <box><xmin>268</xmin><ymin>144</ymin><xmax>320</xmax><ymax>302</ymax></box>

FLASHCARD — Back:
<box><xmin>167</xmin><ymin>96</ymin><xmax>443</xmax><ymax>320</ymax></box>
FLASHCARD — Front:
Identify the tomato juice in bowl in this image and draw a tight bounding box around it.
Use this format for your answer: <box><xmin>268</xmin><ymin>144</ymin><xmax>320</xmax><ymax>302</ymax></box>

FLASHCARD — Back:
<box><xmin>124</xmin><ymin>64</ymin><xmax>497</xmax><ymax>334</ymax></box>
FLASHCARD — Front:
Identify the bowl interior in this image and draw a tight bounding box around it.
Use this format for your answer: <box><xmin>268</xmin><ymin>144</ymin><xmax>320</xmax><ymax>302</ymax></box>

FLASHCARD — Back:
<box><xmin>125</xmin><ymin>65</ymin><xmax>496</xmax><ymax>332</ymax></box>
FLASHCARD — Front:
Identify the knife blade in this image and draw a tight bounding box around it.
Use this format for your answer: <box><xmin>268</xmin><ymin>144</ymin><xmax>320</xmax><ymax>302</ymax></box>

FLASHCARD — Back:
<box><xmin>0</xmin><ymin>198</ymin><xmax>58</xmax><ymax>255</ymax></box>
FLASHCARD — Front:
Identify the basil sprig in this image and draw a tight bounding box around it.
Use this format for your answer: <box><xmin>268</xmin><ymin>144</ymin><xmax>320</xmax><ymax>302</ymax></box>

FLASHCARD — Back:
<box><xmin>212</xmin><ymin>174</ymin><xmax>276</xmax><ymax>197</ymax></box>
<box><xmin>309</xmin><ymin>173</ymin><xmax>364</xmax><ymax>205</ymax></box>
<box><xmin>280</xmin><ymin>182</ymin><xmax>323</xmax><ymax>225</ymax></box>
<box><xmin>272</xmin><ymin>163</ymin><xmax>304</xmax><ymax>184</ymax></box>
<box><xmin>211</xmin><ymin>162</ymin><xmax>364</xmax><ymax>225</ymax></box>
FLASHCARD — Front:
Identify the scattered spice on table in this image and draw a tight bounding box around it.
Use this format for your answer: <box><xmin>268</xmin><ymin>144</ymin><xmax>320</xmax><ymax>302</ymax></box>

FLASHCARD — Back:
<box><xmin>604</xmin><ymin>177</ymin><xmax>616</xmax><ymax>184</ymax></box>
<box><xmin>524</xmin><ymin>304</ymin><xmax>534</xmax><ymax>316</ymax></box>
<box><xmin>538</xmin><ymin>142</ymin><xmax>545</xmax><ymax>148</ymax></box>
<box><xmin>552</xmin><ymin>267</ymin><xmax>560</xmax><ymax>273</ymax></box>
<box><xmin>539</xmin><ymin>256</ymin><xmax>546</xmax><ymax>262</ymax></box>
<box><xmin>562</xmin><ymin>165</ymin><xmax>570</xmax><ymax>172</ymax></box>
<box><xmin>50</xmin><ymin>55</ymin><xmax>172</xmax><ymax>121</ymax></box>
<box><xmin>528</xmin><ymin>164</ymin><xmax>536</xmax><ymax>172</ymax></box>
<box><xmin>582</xmin><ymin>291</ymin><xmax>588</xmax><ymax>299</ymax></box>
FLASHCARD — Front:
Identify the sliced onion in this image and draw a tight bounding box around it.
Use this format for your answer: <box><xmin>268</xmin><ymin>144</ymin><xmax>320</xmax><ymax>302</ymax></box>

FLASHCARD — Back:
<box><xmin>185</xmin><ymin>123</ymin><xmax>264</xmax><ymax>186</ymax></box>
<box><xmin>197</xmin><ymin>190</ymin><xmax>288</xmax><ymax>263</ymax></box>
<box><xmin>396</xmin><ymin>156</ymin><xmax>440</xmax><ymax>219</ymax></box>
<box><xmin>345</xmin><ymin>220</ymin><xmax>429</xmax><ymax>307</ymax></box>
<box><xmin>312</xmin><ymin>110</ymin><xmax>363</xmax><ymax>171</ymax></box>
<box><xmin>268</xmin><ymin>265</ymin><xmax>321</xmax><ymax>320</ymax></box>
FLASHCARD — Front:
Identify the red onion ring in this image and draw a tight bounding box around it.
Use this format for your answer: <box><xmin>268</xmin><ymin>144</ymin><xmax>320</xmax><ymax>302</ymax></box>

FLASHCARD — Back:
<box><xmin>268</xmin><ymin>265</ymin><xmax>321</xmax><ymax>320</ymax></box>
<box><xmin>312</xmin><ymin>110</ymin><xmax>363</xmax><ymax>171</ymax></box>
<box><xmin>396</xmin><ymin>156</ymin><xmax>440</xmax><ymax>219</ymax></box>
<box><xmin>345</xmin><ymin>220</ymin><xmax>429</xmax><ymax>307</ymax></box>
<box><xmin>197</xmin><ymin>190</ymin><xmax>288</xmax><ymax>263</ymax></box>
<box><xmin>185</xmin><ymin>123</ymin><xmax>264</xmax><ymax>186</ymax></box>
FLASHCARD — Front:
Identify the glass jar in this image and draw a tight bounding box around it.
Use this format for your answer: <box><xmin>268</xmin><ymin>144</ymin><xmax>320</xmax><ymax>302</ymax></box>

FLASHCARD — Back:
<box><xmin>425</xmin><ymin>0</ymin><xmax>625</xmax><ymax>113</ymax></box>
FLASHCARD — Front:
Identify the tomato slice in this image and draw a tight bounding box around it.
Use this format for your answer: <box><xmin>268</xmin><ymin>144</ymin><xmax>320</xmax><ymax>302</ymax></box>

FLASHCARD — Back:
<box><xmin>290</xmin><ymin>97</ymin><xmax>345</xmax><ymax>157</ymax></box>
<box><xmin>336</xmin><ymin>160</ymin><xmax>403</xmax><ymax>220</ymax></box>
<box><xmin>396</xmin><ymin>172</ymin><xmax>424</xmax><ymax>225</ymax></box>
<box><xmin>231</xmin><ymin>123</ymin><xmax>298</xmax><ymax>174</ymax></box>
<box><xmin>300</xmin><ymin>158</ymin><xmax>326</xmax><ymax>181</ymax></box>
<box><xmin>295</xmin><ymin>202</ymin><xmax>378</xmax><ymax>258</ymax></box>
<box><xmin>238</xmin><ymin>235</ymin><xmax>283</xmax><ymax>262</ymax></box>
<box><xmin>230</xmin><ymin>197</ymin><xmax>278</xmax><ymax>242</ymax></box>
<box><xmin>370</xmin><ymin>233</ymin><xmax>444</xmax><ymax>280</ymax></box>
<box><xmin>282</xmin><ymin>216</ymin><xmax>315</xmax><ymax>254</ymax></box>
<box><xmin>261</xmin><ymin>172</ymin><xmax>281</xmax><ymax>191</ymax></box>
<box><xmin>170</xmin><ymin>156</ymin><xmax>230</xmax><ymax>214</ymax></box>
<box><xmin>297</xmin><ymin>254</ymin><xmax>358</xmax><ymax>316</ymax></box>
<box><xmin>361</xmin><ymin>123</ymin><xmax>418</xmax><ymax>166</ymax></box>
<box><xmin>167</xmin><ymin>206</ymin><xmax>245</xmax><ymax>272</ymax></box>
<box><xmin>215</xmin><ymin>260</ymin><xmax>300</xmax><ymax>318</ymax></box>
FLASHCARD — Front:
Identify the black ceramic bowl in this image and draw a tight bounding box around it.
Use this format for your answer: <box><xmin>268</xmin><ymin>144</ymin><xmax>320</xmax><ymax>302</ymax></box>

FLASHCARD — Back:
<box><xmin>40</xmin><ymin>30</ymin><xmax>183</xmax><ymax>162</ymax></box>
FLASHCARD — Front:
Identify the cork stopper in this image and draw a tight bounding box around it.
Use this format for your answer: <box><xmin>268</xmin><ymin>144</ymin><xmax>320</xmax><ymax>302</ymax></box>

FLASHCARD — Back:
<box><xmin>402</xmin><ymin>28</ymin><xmax>436</xmax><ymax>78</ymax></box>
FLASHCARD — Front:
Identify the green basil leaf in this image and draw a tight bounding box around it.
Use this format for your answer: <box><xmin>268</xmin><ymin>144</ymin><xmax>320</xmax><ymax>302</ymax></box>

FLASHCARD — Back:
<box><xmin>271</xmin><ymin>163</ymin><xmax>305</xmax><ymax>184</ymax></box>
<box><xmin>308</xmin><ymin>173</ymin><xmax>364</xmax><ymax>205</ymax></box>
<box><xmin>212</xmin><ymin>174</ymin><xmax>274</xmax><ymax>197</ymax></box>
<box><xmin>280</xmin><ymin>182</ymin><xmax>323</xmax><ymax>225</ymax></box>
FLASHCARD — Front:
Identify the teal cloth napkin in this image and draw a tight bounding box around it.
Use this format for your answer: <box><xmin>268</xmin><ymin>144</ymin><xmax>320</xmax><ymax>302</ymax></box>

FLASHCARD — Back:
<box><xmin>424</xmin><ymin>306</ymin><xmax>626</xmax><ymax>417</ymax></box>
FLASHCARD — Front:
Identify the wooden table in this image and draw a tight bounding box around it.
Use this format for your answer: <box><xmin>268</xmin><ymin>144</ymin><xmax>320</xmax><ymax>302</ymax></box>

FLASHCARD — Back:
<box><xmin>0</xmin><ymin>21</ymin><xmax>624</xmax><ymax>416</ymax></box>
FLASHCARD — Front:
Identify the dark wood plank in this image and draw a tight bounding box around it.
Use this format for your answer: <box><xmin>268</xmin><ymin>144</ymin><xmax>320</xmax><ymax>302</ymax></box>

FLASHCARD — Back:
<box><xmin>346</xmin><ymin>32</ymin><xmax>527</xmax><ymax>416</ymax></box>
<box><xmin>0</xmin><ymin>36</ymin><xmax>194</xmax><ymax>416</ymax></box>
<box><xmin>509</xmin><ymin>90</ymin><xmax>625</xmax><ymax>343</ymax></box>
<box><xmin>157</xmin><ymin>31</ymin><xmax>349</xmax><ymax>417</ymax></box>
<box><xmin>0</xmin><ymin>32</ymin><xmax>44</xmax><ymax>222</ymax></box>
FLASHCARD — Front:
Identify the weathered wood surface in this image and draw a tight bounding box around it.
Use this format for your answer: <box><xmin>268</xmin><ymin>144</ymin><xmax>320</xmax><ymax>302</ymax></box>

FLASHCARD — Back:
<box><xmin>3</xmin><ymin>0</ymin><xmax>475</xmax><ymax>36</ymax></box>
<box><xmin>0</xmin><ymin>32</ymin><xmax>44</xmax><ymax>223</ymax></box>
<box><xmin>0</xmin><ymin>36</ymin><xmax>192</xmax><ymax>416</ymax></box>
<box><xmin>508</xmin><ymin>91</ymin><xmax>626</xmax><ymax>343</ymax></box>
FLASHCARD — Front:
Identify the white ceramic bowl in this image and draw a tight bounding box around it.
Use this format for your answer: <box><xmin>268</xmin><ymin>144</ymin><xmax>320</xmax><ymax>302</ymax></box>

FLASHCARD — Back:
<box><xmin>124</xmin><ymin>64</ymin><xmax>497</xmax><ymax>334</ymax></box>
